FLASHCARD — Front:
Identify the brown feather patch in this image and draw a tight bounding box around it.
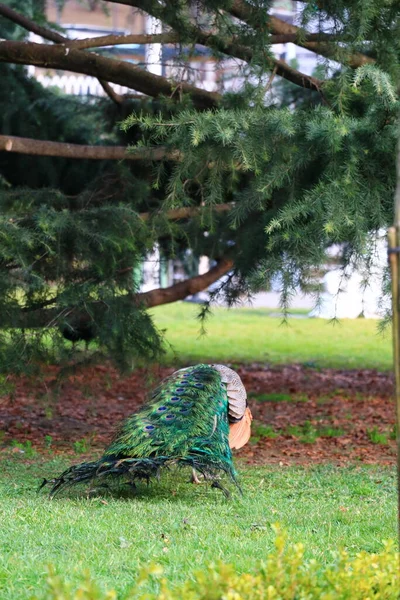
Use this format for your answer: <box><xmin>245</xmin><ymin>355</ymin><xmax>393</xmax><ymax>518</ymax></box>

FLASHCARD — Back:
<box><xmin>229</xmin><ymin>407</ymin><xmax>253</xmax><ymax>450</ymax></box>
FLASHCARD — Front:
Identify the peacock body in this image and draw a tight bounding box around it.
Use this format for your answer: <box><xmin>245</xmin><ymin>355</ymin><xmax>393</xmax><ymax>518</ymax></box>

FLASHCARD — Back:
<box><xmin>41</xmin><ymin>364</ymin><xmax>252</xmax><ymax>498</ymax></box>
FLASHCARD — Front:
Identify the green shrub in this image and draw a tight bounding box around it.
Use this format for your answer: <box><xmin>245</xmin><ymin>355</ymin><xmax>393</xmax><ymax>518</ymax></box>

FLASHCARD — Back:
<box><xmin>34</xmin><ymin>526</ymin><xmax>399</xmax><ymax>599</ymax></box>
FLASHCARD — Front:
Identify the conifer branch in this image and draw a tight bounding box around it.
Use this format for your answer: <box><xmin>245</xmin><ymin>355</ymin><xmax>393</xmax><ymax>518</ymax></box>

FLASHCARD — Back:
<box><xmin>0</xmin><ymin>2</ymin><xmax>65</xmax><ymax>43</ymax></box>
<box><xmin>0</xmin><ymin>3</ymin><xmax>125</xmax><ymax>106</ymax></box>
<box><xmin>228</xmin><ymin>0</ymin><xmax>373</xmax><ymax>68</ymax></box>
<box><xmin>103</xmin><ymin>0</ymin><xmax>323</xmax><ymax>91</ymax></box>
<box><xmin>269</xmin><ymin>33</ymin><xmax>344</xmax><ymax>44</ymax></box>
<box><xmin>267</xmin><ymin>15</ymin><xmax>373</xmax><ymax>69</ymax></box>
<box><xmin>0</xmin><ymin>1</ymin><xmax>336</xmax><ymax>53</ymax></box>
<box><xmin>0</xmin><ymin>135</ymin><xmax>251</xmax><ymax>170</ymax></box>
<box><xmin>139</xmin><ymin>204</ymin><xmax>233</xmax><ymax>221</ymax></box>
<box><xmin>0</xmin><ymin>41</ymin><xmax>221</xmax><ymax>108</ymax></box>
<box><xmin>8</xmin><ymin>258</ymin><xmax>234</xmax><ymax>327</ymax></box>
<box><xmin>0</xmin><ymin>3</ymin><xmax>219</xmax><ymax>106</ymax></box>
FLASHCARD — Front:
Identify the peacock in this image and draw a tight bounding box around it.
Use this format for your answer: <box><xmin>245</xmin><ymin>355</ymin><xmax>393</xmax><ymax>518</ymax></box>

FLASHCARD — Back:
<box><xmin>40</xmin><ymin>364</ymin><xmax>252</xmax><ymax>498</ymax></box>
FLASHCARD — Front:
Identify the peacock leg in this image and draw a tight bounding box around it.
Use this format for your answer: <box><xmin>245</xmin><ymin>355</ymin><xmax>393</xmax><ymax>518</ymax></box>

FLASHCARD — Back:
<box><xmin>190</xmin><ymin>469</ymin><xmax>202</xmax><ymax>484</ymax></box>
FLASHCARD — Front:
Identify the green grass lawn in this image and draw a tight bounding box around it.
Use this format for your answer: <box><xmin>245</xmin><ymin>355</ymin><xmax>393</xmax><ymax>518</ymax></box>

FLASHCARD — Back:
<box><xmin>151</xmin><ymin>303</ymin><xmax>393</xmax><ymax>370</ymax></box>
<box><xmin>1</xmin><ymin>305</ymin><xmax>397</xmax><ymax>597</ymax></box>
<box><xmin>0</xmin><ymin>456</ymin><xmax>396</xmax><ymax>598</ymax></box>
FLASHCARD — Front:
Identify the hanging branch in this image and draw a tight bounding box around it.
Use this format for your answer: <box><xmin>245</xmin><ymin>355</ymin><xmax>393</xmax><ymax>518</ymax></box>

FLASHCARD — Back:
<box><xmin>267</xmin><ymin>15</ymin><xmax>374</xmax><ymax>69</ymax></box>
<box><xmin>6</xmin><ymin>257</ymin><xmax>235</xmax><ymax>328</ymax></box>
<box><xmin>103</xmin><ymin>0</ymin><xmax>324</xmax><ymax>92</ymax></box>
<box><xmin>228</xmin><ymin>0</ymin><xmax>373</xmax><ymax>68</ymax></box>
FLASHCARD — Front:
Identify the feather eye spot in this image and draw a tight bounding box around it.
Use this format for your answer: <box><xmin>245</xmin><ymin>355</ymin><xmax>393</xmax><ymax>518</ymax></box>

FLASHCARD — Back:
<box><xmin>165</xmin><ymin>414</ymin><xmax>176</xmax><ymax>421</ymax></box>
<box><xmin>175</xmin><ymin>388</ymin><xmax>186</xmax><ymax>394</ymax></box>
<box><xmin>194</xmin><ymin>383</ymin><xmax>204</xmax><ymax>388</ymax></box>
<box><xmin>179</xmin><ymin>408</ymin><xmax>190</xmax><ymax>414</ymax></box>
<box><xmin>144</xmin><ymin>425</ymin><xmax>155</xmax><ymax>434</ymax></box>
<box><xmin>157</xmin><ymin>406</ymin><xmax>167</xmax><ymax>412</ymax></box>
<box><xmin>170</xmin><ymin>396</ymin><xmax>181</xmax><ymax>403</ymax></box>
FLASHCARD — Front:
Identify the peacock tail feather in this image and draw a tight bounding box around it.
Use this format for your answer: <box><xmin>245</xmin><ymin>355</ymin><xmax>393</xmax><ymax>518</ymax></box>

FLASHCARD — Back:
<box><xmin>41</xmin><ymin>364</ymin><xmax>241</xmax><ymax>498</ymax></box>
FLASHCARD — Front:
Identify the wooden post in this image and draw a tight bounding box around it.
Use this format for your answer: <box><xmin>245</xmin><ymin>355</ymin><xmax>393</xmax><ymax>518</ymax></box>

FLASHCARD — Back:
<box><xmin>388</xmin><ymin>141</ymin><xmax>400</xmax><ymax>545</ymax></box>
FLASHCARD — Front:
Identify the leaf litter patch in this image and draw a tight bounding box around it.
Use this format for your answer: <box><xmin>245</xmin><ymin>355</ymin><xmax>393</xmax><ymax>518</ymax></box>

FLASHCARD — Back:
<box><xmin>0</xmin><ymin>363</ymin><xmax>396</xmax><ymax>465</ymax></box>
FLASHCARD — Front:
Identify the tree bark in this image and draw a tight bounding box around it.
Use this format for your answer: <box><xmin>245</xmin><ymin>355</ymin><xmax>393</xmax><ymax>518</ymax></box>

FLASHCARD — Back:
<box><xmin>0</xmin><ymin>134</ymin><xmax>176</xmax><ymax>161</ymax></box>
<box><xmin>0</xmin><ymin>2</ymin><xmax>65</xmax><ymax>43</ymax></box>
<box><xmin>139</xmin><ymin>204</ymin><xmax>233</xmax><ymax>221</ymax></box>
<box><xmin>0</xmin><ymin>41</ymin><xmax>221</xmax><ymax>108</ymax></box>
<box><xmin>139</xmin><ymin>257</ymin><xmax>234</xmax><ymax>308</ymax></box>
<box><xmin>0</xmin><ymin>1</ymin><xmax>324</xmax><ymax>96</ymax></box>
<box><xmin>66</xmin><ymin>32</ymin><xmax>180</xmax><ymax>50</ymax></box>
<box><xmin>64</xmin><ymin>31</ymin><xmax>338</xmax><ymax>49</ymax></box>
<box><xmin>0</xmin><ymin>2</ymin><xmax>123</xmax><ymax>105</ymax></box>
<box><xmin>5</xmin><ymin>258</ymin><xmax>234</xmax><ymax>328</ymax></box>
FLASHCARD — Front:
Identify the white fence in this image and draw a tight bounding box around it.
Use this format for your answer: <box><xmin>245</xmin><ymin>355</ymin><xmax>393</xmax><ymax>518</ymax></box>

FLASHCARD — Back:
<box><xmin>35</xmin><ymin>73</ymin><xmax>132</xmax><ymax>97</ymax></box>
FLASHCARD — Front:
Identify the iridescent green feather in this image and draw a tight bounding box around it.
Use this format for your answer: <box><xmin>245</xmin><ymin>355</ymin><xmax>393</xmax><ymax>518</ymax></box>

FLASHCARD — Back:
<box><xmin>42</xmin><ymin>365</ymin><xmax>238</xmax><ymax>497</ymax></box>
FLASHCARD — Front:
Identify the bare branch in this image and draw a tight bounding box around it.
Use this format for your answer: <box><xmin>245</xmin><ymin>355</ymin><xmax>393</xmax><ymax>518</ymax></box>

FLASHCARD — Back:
<box><xmin>6</xmin><ymin>258</ymin><xmax>234</xmax><ymax>327</ymax></box>
<box><xmin>270</xmin><ymin>32</ymin><xmax>345</xmax><ymax>44</ymax></box>
<box><xmin>0</xmin><ymin>135</ymin><xmax>252</xmax><ymax>179</ymax></box>
<box><xmin>0</xmin><ymin>134</ymin><xmax>178</xmax><ymax>161</ymax></box>
<box><xmin>65</xmin><ymin>32</ymin><xmax>179</xmax><ymax>50</ymax></box>
<box><xmin>139</xmin><ymin>203</ymin><xmax>233</xmax><ymax>221</ymax></box>
<box><xmin>64</xmin><ymin>30</ymin><xmax>339</xmax><ymax>49</ymax></box>
<box><xmin>67</xmin><ymin>28</ymin><xmax>324</xmax><ymax>92</ymax></box>
<box><xmin>98</xmin><ymin>79</ymin><xmax>124</xmax><ymax>104</ymax></box>
<box><xmin>103</xmin><ymin>0</ymin><xmax>324</xmax><ymax>91</ymax></box>
<box><xmin>139</xmin><ymin>257</ymin><xmax>234</xmax><ymax>308</ymax></box>
<box><xmin>229</xmin><ymin>0</ymin><xmax>373</xmax><ymax>68</ymax></box>
<box><xmin>0</xmin><ymin>2</ymin><xmax>123</xmax><ymax>106</ymax></box>
<box><xmin>0</xmin><ymin>41</ymin><xmax>221</xmax><ymax>108</ymax></box>
<box><xmin>0</xmin><ymin>4</ymin><xmax>218</xmax><ymax>106</ymax></box>
<box><xmin>267</xmin><ymin>15</ymin><xmax>373</xmax><ymax>69</ymax></box>
<box><xmin>0</xmin><ymin>2</ymin><xmax>65</xmax><ymax>43</ymax></box>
